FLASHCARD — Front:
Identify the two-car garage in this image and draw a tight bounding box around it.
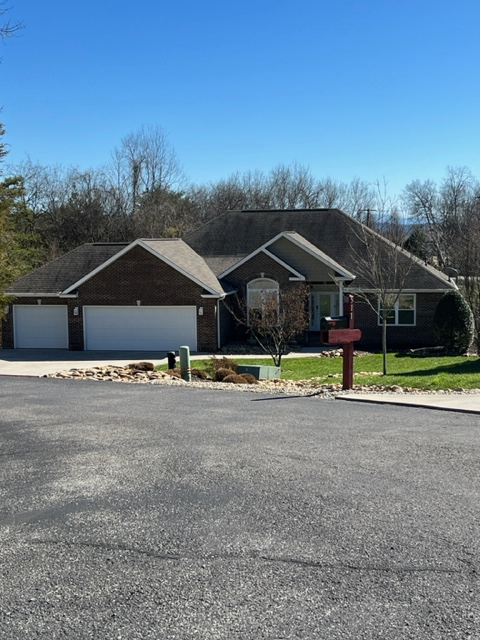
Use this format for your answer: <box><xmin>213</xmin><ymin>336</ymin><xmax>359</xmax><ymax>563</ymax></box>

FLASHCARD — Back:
<box><xmin>83</xmin><ymin>306</ymin><xmax>197</xmax><ymax>351</ymax></box>
<box><xmin>13</xmin><ymin>305</ymin><xmax>198</xmax><ymax>351</ymax></box>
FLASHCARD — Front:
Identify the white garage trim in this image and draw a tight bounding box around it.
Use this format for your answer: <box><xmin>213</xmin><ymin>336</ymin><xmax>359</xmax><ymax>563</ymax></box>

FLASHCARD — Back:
<box><xmin>13</xmin><ymin>305</ymin><xmax>69</xmax><ymax>349</ymax></box>
<box><xmin>83</xmin><ymin>306</ymin><xmax>197</xmax><ymax>351</ymax></box>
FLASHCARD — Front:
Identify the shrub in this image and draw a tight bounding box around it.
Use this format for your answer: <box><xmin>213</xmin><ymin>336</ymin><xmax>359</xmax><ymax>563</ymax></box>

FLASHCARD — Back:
<box><xmin>238</xmin><ymin>372</ymin><xmax>259</xmax><ymax>384</ymax></box>
<box><xmin>214</xmin><ymin>367</ymin><xmax>237</xmax><ymax>382</ymax></box>
<box><xmin>128</xmin><ymin>361</ymin><xmax>155</xmax><ymax>371</ymax></box>
<box><xmin>433</xmin><ymin>291</ymin><xmax>474</xmax><ymax>354</ymax></box>
<box><xmin>222</xmin><ymin>374</ymin><xmax>249</xmax><ymax>384</ymax></box>
<box><xmin>191</xmin><ymin>368</ymin><xmax>209</xmax><ymax>380</ymax></box>
<box><xmin>206</xmin><ymin>357</ymin><xmax>238</xmax><ymax>378</ymax></box>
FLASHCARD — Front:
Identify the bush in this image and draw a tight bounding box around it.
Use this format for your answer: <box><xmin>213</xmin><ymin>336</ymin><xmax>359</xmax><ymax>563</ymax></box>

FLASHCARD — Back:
<box><xmin>214</xmin><ymin>367</ymin><xmax>237</xmax><ymax>382</ymax></box>
<box><xmin>222</xmin><ymin>374</ymin><xmax>249</xmax><ymax>384</ymax></box>
<box><xmin>206</xmin><ymin>357</ymin><xmax>238</xmax><ymax>378</ymax></box>
<box><xmin>191</xmin><ymin>368</ymin><xmax>209</xmax><ymax>380</ymax></box>
<box><xmin>238</xmin><ymin>372</ymin><xmax>259</xmax><ymax>384</ymax></box>
<box><xmin>433</xmin><ymin>291</ymin><xmax>474</xmax><ymax>354</ymax></box>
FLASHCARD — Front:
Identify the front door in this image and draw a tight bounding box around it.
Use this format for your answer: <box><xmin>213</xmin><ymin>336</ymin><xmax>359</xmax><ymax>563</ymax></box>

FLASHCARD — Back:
<box><xmin>309</xmin><ymin>292</ymin><xmax>338</xmax><ymax>331</ymax></box>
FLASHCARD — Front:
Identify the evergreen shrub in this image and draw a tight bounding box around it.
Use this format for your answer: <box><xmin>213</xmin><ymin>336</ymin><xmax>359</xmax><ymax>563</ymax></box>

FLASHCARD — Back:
<box><xmin>433</xmin><ymin>291</ymin><xmax>474</xmax><ymax>354</ymax></box>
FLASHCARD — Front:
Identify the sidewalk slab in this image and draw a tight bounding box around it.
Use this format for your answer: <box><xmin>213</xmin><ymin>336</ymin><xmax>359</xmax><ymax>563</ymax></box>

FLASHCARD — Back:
<box><xmin>336</xmin><ymin>393</ymin><xmax>480</xmax><ymax>415</ymax></box>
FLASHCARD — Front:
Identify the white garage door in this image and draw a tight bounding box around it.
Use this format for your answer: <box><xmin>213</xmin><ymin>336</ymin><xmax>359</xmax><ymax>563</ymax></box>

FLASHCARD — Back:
<box><xmin>84</xmin><ymin>306</ymin><xmax>197</xmax><ymax>351</ymax></box>
<box><xmin>14</xmin><ymin>305</ymin><xmax>69</xmax><ymax>349</ymax></box>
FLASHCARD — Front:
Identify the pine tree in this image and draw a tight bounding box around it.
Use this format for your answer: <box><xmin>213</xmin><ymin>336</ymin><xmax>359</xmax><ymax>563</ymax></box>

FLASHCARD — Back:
<box><xmin>0</xmin><ymin>124</ymin><xmax>43</xmax><ymax>314</ymax></box>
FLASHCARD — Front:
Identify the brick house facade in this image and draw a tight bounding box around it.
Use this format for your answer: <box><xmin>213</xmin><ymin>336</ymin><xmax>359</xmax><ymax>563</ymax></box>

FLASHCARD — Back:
<box><xmin>3</xmin><ymin>210</ymin><xmax>457</xmax><ymax>352</ymax></box>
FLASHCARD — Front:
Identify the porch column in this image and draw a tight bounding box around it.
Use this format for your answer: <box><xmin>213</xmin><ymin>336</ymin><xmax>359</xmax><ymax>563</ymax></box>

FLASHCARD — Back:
<box><xmin>338</xmin><ymin>282</ymin><xmax>344</xmax><ymax>315</ymax></box>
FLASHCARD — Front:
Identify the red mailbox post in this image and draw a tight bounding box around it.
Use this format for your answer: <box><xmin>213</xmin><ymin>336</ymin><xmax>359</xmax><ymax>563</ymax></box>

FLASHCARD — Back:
<box><xmin>320</xmin><ymin>295</ymin><xmax>361</xmax><ymax>390</ymax></box>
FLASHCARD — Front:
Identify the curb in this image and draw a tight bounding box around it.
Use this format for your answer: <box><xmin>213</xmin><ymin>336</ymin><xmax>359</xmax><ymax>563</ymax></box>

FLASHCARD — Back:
<box><xmin>335</xmin><ymin>394</ymin><xmax>480</xmax><ymax>415</ymax></box>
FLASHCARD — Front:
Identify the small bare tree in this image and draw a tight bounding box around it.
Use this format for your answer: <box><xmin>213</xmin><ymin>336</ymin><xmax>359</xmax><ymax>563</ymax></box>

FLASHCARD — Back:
<box><xmin>348</xmin><ymin>219</ymin><xmax>416</xmax><ymax>374</ymax></box>
<box><xmin>227</xmin><ymin>284</ymin><xmax>309</xmax><ymax>367</ymax></box>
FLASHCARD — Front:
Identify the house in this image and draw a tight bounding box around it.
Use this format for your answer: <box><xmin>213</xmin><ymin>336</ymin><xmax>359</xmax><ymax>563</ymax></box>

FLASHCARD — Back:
<box><xmin>1</xmin><ymin>209</ymin><xmax>456</xmax><ymax>351</ymax></box>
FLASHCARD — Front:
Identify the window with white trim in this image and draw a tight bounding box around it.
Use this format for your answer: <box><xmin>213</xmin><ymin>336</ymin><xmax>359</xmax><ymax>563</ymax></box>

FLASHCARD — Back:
<box><xmin>247</xmin><ymin>278</ymin><xmax>279</xmax><ymax>324</ymax></box>
<box><xmin>378</xmin><ymin>293</ymin><xmax>416</xmax><ymax>326</ymax></box>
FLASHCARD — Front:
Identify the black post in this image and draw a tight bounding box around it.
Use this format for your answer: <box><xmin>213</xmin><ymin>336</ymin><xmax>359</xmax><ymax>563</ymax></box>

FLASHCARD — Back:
<box><xmin>167</xmin><ymin>351</ymin><xmax>176</xmax><ymax>370</ymax></box>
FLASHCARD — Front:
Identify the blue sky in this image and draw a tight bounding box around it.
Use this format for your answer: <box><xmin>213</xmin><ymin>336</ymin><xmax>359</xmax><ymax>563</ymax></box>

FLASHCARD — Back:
<box><xmin>1</xmin><ymin>0</ymin><xmax>480</xmax><ymax>196</ymax></box>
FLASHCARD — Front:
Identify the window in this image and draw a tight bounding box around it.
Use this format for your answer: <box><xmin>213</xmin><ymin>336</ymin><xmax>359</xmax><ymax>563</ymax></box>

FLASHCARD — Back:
<box><xmin>378</xmin><ymin>294</ymin><xmax>415</xmax><ymax>326</ymax></box>
<box><xmin>247</xmin><ymin>278</ymin><xmax>279</xmax><ymax>324</ymax></box>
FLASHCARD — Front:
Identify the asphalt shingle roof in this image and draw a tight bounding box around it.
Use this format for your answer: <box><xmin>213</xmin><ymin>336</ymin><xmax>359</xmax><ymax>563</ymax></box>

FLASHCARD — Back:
<box><xmin>140</xmin><ymin>239</ymin><xmax>225</xmax><ymax>295</ymax></box>
<box><xmin>184</xmin><ymin>209</ymin><xmax>455</xmax><ymax>291</ymax></box>
<box><xmin>280</xmin><ymin>232</ymin><xmax>355</xmax><ymax>279</ymax></box>
<box><xmin>6</xmin><ymin>209</ymin><xmax>455</xmax><ymax>297</ymax></box>
<box><xmin>7</xmin><ymin>239</ymin><xmax>226</xmax><ymax>297</ymax></box>
<box><xmin>6</xmin><ymin>243</ymin><xmax>128</xmax><ymax>295</ymax></box>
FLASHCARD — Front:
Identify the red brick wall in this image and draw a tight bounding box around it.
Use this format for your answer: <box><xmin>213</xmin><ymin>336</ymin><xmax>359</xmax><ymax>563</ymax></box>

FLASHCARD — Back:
<box><xmin>74</xmin><ymin>246</ymin><xmax>217</xmax><ymax>351</ymax></box>
<box><xmin>222</xmin><ymin>252</ymin><xmax>304</xmax><ymax>344</ymax></box>
<box><xmin>353</xmin><ymin>292</ymin><xmax>444</xmax><ymax>349</ymax></box>
<box><xmin>225</xmin><ymin>252</ymin><xmax>295</xmax><ymax>292</ymax></box>
<box><xmin>1</xmin><ymin>306</ymin><xmax>14</xmax><ymax>349</ymax></box>
<box><xmin>4</xmin><ymin>247</ymin><xmax>219</xmax><ymax>352</ymax></box>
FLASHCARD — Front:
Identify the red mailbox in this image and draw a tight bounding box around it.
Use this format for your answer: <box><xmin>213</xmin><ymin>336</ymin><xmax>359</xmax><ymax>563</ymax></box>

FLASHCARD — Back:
<box><xmin>320</xmin><ymin>295</ymin><xmax>361</xmax><ymax>390</ymax></box>
<box><xmin>322</xmin><ymin>328</ymin><xmax>362</xmax><ymax>345</ymax></box>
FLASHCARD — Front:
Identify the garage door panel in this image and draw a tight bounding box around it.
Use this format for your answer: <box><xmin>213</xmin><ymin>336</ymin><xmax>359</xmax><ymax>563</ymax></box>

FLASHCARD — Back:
<box><xmin>84</xmin><ymin>306</ymin><xmax>197</xmax><ymax>351</ymax></box>
<box><xmin>14</xmin><ymin>305</ymin><xmax>69</xmax><ymax>349</ymax></box>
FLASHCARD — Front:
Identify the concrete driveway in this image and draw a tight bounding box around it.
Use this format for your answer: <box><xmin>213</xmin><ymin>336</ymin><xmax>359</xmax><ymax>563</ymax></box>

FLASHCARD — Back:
<box><xmin>0</xmin><ymin>348</ymin><xmax>170</xmax><ymax>376</ymax></box>
<box><xmin>0</xmin><ymin>377</ymin><xmax>478</xmax><ymax>639</ymax></box>
<box><xmin>0</xmin><ymin>348</ymin><xmax>326</xmax><ymax>377</ymax></box>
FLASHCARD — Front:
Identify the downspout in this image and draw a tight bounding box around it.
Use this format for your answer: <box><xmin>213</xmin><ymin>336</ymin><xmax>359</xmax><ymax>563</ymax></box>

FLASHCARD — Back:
<box><xmin>216</xmin><ymin>294</ymin><xmax>227</xmax><ymax>350</ymax></box>
<box><xmin>217</xmin><ymin>298</ymin><xmax>221</xmax><ymax>350</ymax></box>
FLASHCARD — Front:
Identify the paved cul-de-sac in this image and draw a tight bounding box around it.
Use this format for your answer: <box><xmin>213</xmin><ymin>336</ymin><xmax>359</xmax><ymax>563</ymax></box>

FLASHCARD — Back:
<box><xmin>0</xmin><ymin>377</ymin><xmax>478</xmax><ymax>639</ymax></box>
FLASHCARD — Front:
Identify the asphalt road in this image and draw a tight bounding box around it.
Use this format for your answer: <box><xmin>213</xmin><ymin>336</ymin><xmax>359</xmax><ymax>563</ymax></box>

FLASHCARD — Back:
<box><xmin>0</xmin><ymin>378</ymin><xmax>478</xmax><ymax>639</ymax></box>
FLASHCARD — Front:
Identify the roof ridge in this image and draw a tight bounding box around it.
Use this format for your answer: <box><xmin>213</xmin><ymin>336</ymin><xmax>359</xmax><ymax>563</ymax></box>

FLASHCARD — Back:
<box><xmin>140</xmin><ymin>237</ymin><xmax>181</xmax><ymax>241</ymax></box>
<box><xmin>239</xmin><ymin>208</ymin><xmax>333</xmax><ymax>213</ymax></box>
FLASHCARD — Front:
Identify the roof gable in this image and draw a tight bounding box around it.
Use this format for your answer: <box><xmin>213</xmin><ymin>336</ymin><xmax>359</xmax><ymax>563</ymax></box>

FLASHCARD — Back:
<box><xmin>218</xmin><ymin>231</ymin><xmax>354</xmax><ymax>281</ymax></box>
<box><xmin>62</xmin><ymin>239</ymin><xmax>224</xmax><ymax>297</ymax></box>
<box><xmin>268</xmin><ymin>232</ymin><xmax>355</xmax><ymax>280</ymax></box>
<box><xmin>218</xmin><ymin>244</ymin><xmax>305</xmax><ymax>280</ymax></box>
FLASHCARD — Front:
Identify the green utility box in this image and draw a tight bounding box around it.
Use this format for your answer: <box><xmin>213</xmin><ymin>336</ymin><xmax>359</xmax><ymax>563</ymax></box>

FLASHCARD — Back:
<box><xmin>237</xmin><ymin>364</ymin><xmax>281</xmax><ymax>380</ymax></box>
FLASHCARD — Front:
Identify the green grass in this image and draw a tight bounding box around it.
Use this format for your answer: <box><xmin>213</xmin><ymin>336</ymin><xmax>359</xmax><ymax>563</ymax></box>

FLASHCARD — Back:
<box><xmin>158</xmin><ymin>353</ymin><xmax>480</xmax><ymax>390</ymax></box>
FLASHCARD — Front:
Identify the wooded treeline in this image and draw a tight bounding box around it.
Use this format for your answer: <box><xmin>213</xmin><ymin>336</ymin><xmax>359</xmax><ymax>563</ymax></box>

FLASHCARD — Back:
<box><xmin>2</xmin><ymin>125</ymin><xmax>480</xmax><ymax>293</ymax></box>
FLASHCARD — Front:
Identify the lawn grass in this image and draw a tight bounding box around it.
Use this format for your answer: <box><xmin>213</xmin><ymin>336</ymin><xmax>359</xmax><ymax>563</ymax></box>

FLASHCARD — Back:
<box><xmin>158</xmin><ymin>353</ymin><xmax>480</xmax><ymax>390</ymax></box>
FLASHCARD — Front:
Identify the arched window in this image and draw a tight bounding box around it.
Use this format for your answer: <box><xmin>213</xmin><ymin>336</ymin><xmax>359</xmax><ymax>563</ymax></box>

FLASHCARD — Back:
<box><xmin>247</xmin><ymin>278</ymin><xmax>279</xmax><ymax>324</ymax></box>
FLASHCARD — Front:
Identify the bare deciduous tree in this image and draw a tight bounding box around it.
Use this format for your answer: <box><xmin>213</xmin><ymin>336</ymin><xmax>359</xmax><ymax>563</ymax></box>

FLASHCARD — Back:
<box><xmin>109</xmin><ymin>125</ymin><xmax>184</xmax><ymax>216</ymax></box>
<box><xmin>348</xmin><ymin>218</ymin><xmax>416</xmax><ymax>374</ymax></box>
<box><xmin>403</xmin><ymin>167</ymin><xmax>480</xmax><ymax>271</ymax></box>
<box><xmin>227</xmin><ymin>284</ymin><xmax>309</xmax><ymax>367</ymax></box>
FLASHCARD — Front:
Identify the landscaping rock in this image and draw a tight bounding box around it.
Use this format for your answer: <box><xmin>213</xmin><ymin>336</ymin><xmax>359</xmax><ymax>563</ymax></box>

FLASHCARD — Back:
<box><xmin>44</xmin><ymin>364</ymin><xmax>480</xmax><ymax>398</ymax></box>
